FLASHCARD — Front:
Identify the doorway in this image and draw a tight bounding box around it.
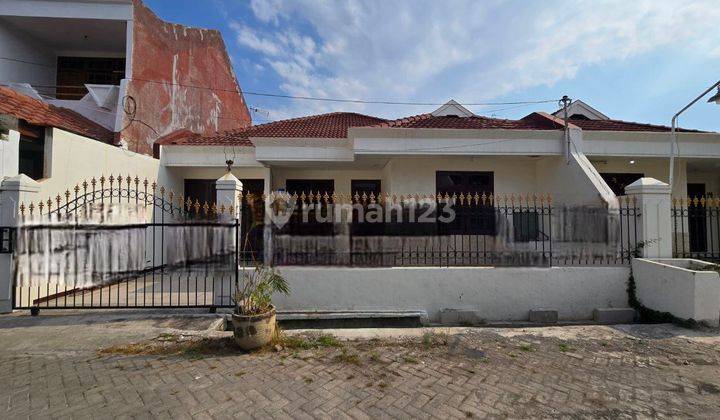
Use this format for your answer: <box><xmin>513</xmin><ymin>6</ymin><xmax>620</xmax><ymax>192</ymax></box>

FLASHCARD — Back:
<box><xmin>687</xmin><ymin>183</ymin><xmax>707</xmax><ymax>253</ymax></box>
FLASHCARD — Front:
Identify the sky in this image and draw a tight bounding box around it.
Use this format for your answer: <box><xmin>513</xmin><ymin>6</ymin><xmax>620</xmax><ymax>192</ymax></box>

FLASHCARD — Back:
<box><xmin>144</xmin><ymin>0</ymin><xmax>720</xmax><ymax>131</ymax></box>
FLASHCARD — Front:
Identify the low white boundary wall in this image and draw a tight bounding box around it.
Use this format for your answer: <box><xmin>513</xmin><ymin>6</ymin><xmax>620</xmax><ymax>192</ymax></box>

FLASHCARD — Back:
<box><xmin>272</xmin><ymin>266</ymin><xmax>630</xmax><ymax>322</ymax></box>
<box><xmin>632</xmin><ymin>258</ymin><xmax>720</xmax><ymax>326</ymax></box>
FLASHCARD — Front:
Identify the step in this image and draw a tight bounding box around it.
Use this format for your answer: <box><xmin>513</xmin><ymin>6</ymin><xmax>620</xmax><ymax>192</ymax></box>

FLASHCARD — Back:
<box><xmin>593</xmin><ymin>308</ymin><xmax>636</xmax><ymax>324</ymax></box>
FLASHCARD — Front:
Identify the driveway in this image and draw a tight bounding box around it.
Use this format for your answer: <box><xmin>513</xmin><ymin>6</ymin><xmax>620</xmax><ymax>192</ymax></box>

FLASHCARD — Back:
<box><xmin>1</xmin><ymin>312</ymin><xmax>719</xmax><ymax>418</ymax></box>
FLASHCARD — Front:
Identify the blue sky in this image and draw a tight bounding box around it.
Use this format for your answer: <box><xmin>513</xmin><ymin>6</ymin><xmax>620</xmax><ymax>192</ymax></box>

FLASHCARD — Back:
<box><xmin>145</xmin><ymin>0</ymin><xmax>720</xmax><ymax>131</ymax></box>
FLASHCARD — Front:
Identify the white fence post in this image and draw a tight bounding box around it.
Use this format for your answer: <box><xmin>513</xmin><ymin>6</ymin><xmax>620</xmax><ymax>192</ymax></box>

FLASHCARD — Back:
<box><xmin>625</xmin><ymin>177</ymin><xmax>672</xmax><ymax>258</ymax></box>
<box><xmin>216</xmin><ymin>172</ymin><xmax>243</xmax><ymax>221</ymax></box>
<box><xmin>0</xmin><ymin>175</ymin><xmax>40</xmax><ymax>313</ymax></box>
<box><xmin>215</xmin><ymin>172</ymin><xmax>243</xmax><ymax>306</ymax></box>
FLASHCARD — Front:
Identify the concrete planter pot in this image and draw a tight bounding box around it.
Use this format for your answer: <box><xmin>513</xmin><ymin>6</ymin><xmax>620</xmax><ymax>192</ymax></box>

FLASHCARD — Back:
<box><xmin>231</xmin><ymin>305</ymin><xmax>277</xmax><ymax>351</ymax></box>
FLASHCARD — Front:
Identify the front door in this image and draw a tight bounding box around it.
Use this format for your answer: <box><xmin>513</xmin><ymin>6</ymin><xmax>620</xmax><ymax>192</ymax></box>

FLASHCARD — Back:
<box><xmin>687</xmin><ymin>183</ymin><xmax>707</xmax><ymax>253</ymax></box>
<box><xmin>436</xmin><ymin>171</ymin><xmax>494</xmax><ymax>235</ymax></box>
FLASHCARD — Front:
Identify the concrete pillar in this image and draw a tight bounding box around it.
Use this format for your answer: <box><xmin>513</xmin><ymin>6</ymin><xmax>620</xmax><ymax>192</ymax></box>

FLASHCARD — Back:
<box><xmin>625</xmin><ymin>177</ymin><xmax>672</xmax><ymax>258</ymax></box>
<box><xmin>0</xmin><ymin>174</ymin><xmax>40</xmax><ymax>313</ymax></box>
<box><xmin>216</xmin><ymin>172</ymin><xmax>243</xmax><ymax>221</ymax></box>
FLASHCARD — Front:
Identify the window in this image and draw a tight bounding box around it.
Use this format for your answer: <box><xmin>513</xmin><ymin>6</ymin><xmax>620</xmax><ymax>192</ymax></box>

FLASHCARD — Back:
<box><xmin>436</xmin><ymin>171</ymin><xmax>495</xmax><ymax>235</ymax></box>
<box><xmin>56</xmin><ymin>57</ymin><xmax>126</xmax><ymax>99</ymax></box>
<box><xmin>18</xmin><ymin>123</ymin><xmax>46</xmax><ymax>180</ymax></box>
<box><xmin>513</xmin><ymin>211</ymin><xmax>539</xmax><ymax>242</ymax></box>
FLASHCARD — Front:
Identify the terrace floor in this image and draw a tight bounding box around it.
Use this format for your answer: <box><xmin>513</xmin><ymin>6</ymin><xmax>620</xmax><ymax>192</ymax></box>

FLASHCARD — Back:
<box><xmin>0</xmin><ymin>311</ymin><xmax>719</xmax><ymax>418</ymax></box>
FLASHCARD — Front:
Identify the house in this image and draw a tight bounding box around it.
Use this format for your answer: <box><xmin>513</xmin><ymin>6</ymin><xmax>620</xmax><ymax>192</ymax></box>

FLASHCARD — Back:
<box><xmin>0</xmin><ymin>0</ymin><xmax>250</xmax><ymax>213</ymax></box>
<box><xmin>1</xmin><ymin>1</ymin><xmax>719</xmax><ymax>322</ymax></box>
<box><xmin>0</xmin><ymin>0</ymin><xmax>250</xmax><ymax>155</ymax></box>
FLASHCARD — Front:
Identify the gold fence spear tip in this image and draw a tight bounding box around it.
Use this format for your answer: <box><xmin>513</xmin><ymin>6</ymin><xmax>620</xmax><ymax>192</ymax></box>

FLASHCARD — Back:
<box><xmin>29</xmin><ymin>202</ymin><xmax>34</xmax><ymax>216</ymax></box>
<box><xmin>91</xmin><ymin>177</ymin><xmax>96</xmax><ymax>188</ymax></box>
<box><xmin>74</xmin><ymin>184</ymin><xmax>80</xmax><ymax>194</ymax></box>
<box><xmin>151</xmin><ymin>181</ymin><xmax>157</xmax><ymax>191</ymax></box>
<box><xmin>143</xmin><ymin>178</ymin><xmax>149</xmax><ymax>188</ymax></box>
<box><xmin>19</xmin><ymin>202</ymin><xmax>25</xmax><ymax>216</ymax></box>
<box><xmin>100</xmin><ymin>175</ymin><xmax>105</xmax><ymax>185</ymax></box>
<box><xmin>160</xmin><ymin>186</ymin><xmax>165</xmax><ymax>196</ymax></box>
<box><xmin>700</xmin><ymin>196</ymin><xmax>706</xmax><ymax>207</ymax></box>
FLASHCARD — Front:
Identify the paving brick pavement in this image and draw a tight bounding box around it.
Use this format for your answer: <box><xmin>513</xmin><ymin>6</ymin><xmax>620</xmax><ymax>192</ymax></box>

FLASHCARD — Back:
<box><xmin>1</xmin><ymin>314</ymin><xmax>720</xmax><ymax>418</ymax></box>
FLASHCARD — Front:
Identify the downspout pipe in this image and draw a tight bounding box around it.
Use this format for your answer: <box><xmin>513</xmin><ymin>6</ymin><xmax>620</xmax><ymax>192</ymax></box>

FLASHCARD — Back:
<box><xmin>669</xmin><ymin>80</ymin><xmax>720</xmax><ymax>191</ymax></box>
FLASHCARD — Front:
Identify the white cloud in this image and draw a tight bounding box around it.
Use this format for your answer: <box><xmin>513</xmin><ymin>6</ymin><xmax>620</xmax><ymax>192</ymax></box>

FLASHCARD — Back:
<box><xmin>233</xmin><ymin>0</ymin><xmax>720</xmax><ymax>120</ymax></box>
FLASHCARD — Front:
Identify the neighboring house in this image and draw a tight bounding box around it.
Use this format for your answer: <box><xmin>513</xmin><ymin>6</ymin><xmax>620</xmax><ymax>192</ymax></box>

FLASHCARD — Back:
<box><xmin>0</xmin><ymin>0</ymin><xmax>251</xmax><ymax>220</ymax></box>
<box><xmin>0</xmin><ymin>0</ymin><xmax>251</xmax><ymax>157</ymax></box>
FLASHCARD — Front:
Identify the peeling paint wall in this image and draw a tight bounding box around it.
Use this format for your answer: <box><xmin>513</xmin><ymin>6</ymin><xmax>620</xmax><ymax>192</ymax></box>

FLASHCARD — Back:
<box><xmin>121</xmin><ymin>0</ymin><xmax>251</xmax><ymax>155</ymax></box>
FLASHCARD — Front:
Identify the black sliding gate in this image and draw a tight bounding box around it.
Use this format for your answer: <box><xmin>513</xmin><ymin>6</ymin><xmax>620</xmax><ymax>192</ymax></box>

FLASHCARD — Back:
<box><xmin>9</xmin><ymin>176</ymin><xmax>263</xmax><ymax>313</ymax></box>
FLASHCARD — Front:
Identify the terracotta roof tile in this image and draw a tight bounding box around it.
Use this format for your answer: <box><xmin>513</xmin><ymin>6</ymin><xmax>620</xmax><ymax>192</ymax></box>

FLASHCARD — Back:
<box><xmin>159</xmin><ymin>112</ymin><xmax>387</xmax><ymax>146</ymax></box>
<box><xmin>374</xmin><ymin>112</ymin><xmax>564</xmax><ymax>130</ymax></box>
<box><xmin>157</xmin><ymin>109</ymin><xmax>711</xmax><ymax>148</ymax></box>
<box><xmin>566</xmin><ymin>116</ymin><xmax>704</xmax><ymax>133</ymax></box>
<box><xmin>0</xmin><ymin>86</ymin><xmax>115</xmax><ymax>143</ymax></box>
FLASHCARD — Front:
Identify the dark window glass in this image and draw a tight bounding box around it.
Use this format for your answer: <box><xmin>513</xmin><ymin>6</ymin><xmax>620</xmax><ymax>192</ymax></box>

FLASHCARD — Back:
<box><xmin>513</xmin><ymin>211</ymin><xmax>539</xmax><ymax>242</ymax></box>
<box><xmin>18</xmin><ymin>124</ymin><xmax>46</xmax><ymax>181</ymax></box>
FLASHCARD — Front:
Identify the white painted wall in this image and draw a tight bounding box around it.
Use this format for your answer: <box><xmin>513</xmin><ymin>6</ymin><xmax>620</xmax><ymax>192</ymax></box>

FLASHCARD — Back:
<box><xmin>632</xmin><ymin>258</ymin><xmax>720</xmax><ymax>326</ymax></box>
<box><xmin>29</xmin><ymin>128</ymin><xmax>176</xmax><ymax>207</ymax></box>
<box><xmin>271</xmin><ymin>266</ymin><xmax>631</xmax><ymax>322</ymax></box>
<box><xmin>0</xmin><ymin>20</ymin><xmax>56</xmax><ymax>87</ymax></box>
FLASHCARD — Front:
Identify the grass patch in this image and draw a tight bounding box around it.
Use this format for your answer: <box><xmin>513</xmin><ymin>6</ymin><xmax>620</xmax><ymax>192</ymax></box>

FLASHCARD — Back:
<box><xmin>336</xmin><ymin>350</ymin><xmax>361</xmax><ymax>365</ymax></box>
<box><xmin>421</xmin><ymin>332</ymin><xmax>449</xmax><ymax>349</ymax></box>
<box><xmin>280</xmin><ymin>334</ymin><xmax>343</xmax><ymax>350</ymax></box>
<box><xmin>519</xmin><ymin>344</ymin><xmax>534</xmax><ymax>352</ymax></box>
<box><xmin>403</xmin><ymin>355</ymin><xmax>419</xmax><ymax>364</ymax></box>
<box><xmin>558</xmin><ymin>343</ymin><xmax>570</xmax><ymax>352</ymax></box>
<box><xmin>98</xmin><ymin>337</ymin><xmax>238</xmax><ymax>359</ymax></box>
<box><xmin>369</xmin><ymin>352</ymin><xmax>381</xmax><ymax>362</ymax></box>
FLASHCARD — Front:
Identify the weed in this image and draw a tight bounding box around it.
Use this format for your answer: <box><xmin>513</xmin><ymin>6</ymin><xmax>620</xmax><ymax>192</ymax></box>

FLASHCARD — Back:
<box><xmin>304</xmin><ymin>377</ymin><xmax>313</xmax><ymax>384</ymax></box>
<box><xmin>509</xmin><ymin>352</ymin><xmax>518</xmax><ymax>358</ymax></box>
<box><xmin>558</xmin><ymin>343</ymin><xmax>570</xmax><ymax>352</ymax></box>
<box><xmin>336</xmin><ymin>350</ymin><xmax>361</xmax><ymax>365</ymax></box>
<box><xmin>369</xmin><ymin>352</ymin><xmax>381</xmax><ymax>362</ymax></box>
<box><xmin>403</xmin><ymin>355</ymin><xmax>419</xmax><ymax>364</ymax></box>
<box><xmin>519</xmin><ymin>344</ymin><xmax>534</xmax><ymax>352</ymax></box>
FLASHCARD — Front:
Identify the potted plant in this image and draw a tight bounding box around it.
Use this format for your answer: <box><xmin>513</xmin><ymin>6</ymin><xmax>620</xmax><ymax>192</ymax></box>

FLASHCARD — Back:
<box><xmin>232</xmin><ymin>265</ymin><xmax>290</xmax><ymax>350</ymax></box>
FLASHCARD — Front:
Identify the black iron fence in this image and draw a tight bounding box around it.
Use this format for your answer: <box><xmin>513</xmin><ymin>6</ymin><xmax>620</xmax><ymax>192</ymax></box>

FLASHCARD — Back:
<box><xmin>672</xmin><ymin>197</ymin><xmax>720</xmax><ymax>262</ymax></box>
<box><xmin>10</xmin><ymin>175</ymin><xmax>261</xmax><ymax>312</ymax></box>
<box><xmin>7</xmin><ymin>181</ymin><xmax>643</xmax><ymax>313</ymax></box>
<box><xmin>272</xmin><ymin>192</ymin><xmax>640</xmax><ymax>267</ymax></box>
